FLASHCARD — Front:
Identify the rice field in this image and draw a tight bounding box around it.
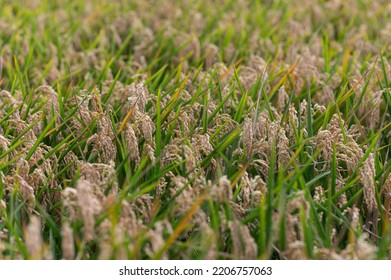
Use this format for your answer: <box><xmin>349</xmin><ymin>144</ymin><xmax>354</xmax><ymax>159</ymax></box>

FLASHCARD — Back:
<box><xmin>1</xmin><ymin>0</ymin><xmax>391</xmax><ymax>260</ymax></box>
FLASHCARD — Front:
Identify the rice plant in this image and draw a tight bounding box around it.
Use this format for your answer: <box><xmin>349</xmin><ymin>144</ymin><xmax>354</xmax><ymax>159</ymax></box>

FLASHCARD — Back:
<box><xmin>1</xmin><ymin>0</ymin><xmax>391</xmax><ymax>260</ymax></box>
